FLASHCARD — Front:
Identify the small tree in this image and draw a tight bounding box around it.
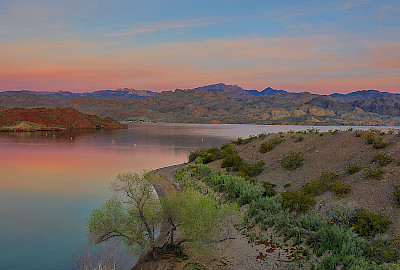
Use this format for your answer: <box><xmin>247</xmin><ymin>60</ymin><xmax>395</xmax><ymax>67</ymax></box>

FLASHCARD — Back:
<box><xmin>87</xmin><ymin>172</ymin><xmax>162</xmax><ymax>254</ymax></box>
<box><xmin>162</xmin><ymin>189</ymin><xmax>240</xmax><ymax>253</ymax></box>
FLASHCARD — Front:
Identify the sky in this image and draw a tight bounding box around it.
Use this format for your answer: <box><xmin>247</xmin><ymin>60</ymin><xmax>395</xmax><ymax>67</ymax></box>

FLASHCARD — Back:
<box><xmin>0</xmin><ymin>0</ymin><xmax>399</xmax><ymax>94</ymax></box>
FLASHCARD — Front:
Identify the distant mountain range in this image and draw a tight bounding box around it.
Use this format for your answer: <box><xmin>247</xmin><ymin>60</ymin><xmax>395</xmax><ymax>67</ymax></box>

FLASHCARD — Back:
<box><xmin>0</xmin><ymin>88</ymin><xmax>156</xmax><ymax>99</ymax></box>
<box><xmin>1</xmin><ymin>83</ymin><xmax>400</xmax><ymax>126</ymax></box>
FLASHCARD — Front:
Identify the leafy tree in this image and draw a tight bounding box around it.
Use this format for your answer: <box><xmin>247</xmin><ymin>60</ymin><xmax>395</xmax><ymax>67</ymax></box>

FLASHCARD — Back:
<box><xmin>87</xmin><ymin>172</ymin><xmax>162</xmax><ymax>254</ymax></box>
<box><xmin>88</xmin><ymin>171</ymin><xmax>240</xmax><ymax>256</ymax></box>
<box><xmin>162</xmin><ymin>189</ymin><xmax>240</xmax><ymax>253</ymax></box>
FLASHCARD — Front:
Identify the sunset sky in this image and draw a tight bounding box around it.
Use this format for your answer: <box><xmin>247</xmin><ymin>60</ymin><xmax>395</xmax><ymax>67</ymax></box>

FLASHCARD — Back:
<box><xmin>0</xmin><ymin>0</ymin><xmax>399</xmax><ymax>94</ymax></box>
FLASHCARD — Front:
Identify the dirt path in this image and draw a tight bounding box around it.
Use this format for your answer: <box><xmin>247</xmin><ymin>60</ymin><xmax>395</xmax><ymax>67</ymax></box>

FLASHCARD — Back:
<box><xmin>132</xmin><ymin>163</ymin><xmax>185</xmax><ymax>270</ymax></box>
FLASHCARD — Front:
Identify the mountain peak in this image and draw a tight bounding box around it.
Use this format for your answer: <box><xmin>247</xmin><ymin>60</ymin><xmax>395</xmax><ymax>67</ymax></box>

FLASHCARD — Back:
<box><xmin>193</xmin><ymin>83</ymin><xmax>247</xmax><ymax>93</ymax></box>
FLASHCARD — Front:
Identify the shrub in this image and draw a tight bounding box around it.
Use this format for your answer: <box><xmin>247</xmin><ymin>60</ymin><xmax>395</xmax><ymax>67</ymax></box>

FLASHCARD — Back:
<box><xmin>202</xmin><ymin>147</ymin><xmax>222</xmax><ymax>163</ymax></box>
<box><xmin>259</xmin><ymin>136</ymin><xmax>283</xmax><ymax>153</ymax></box>
<box><xmin>233</xmin><ymin>133</ymin><xmax>269</xmax><ymax>145</ymax></box>
<box><xmin>188</xmin><ymin>147</ymin><xmax>222</xmax><ymax>164</ymax></box>
<box><xmin>365</xmin><ymin>133</ymin><xmax>388</xmax><ymax>149</ymax></box>
<box><xmin>324</xmin><ymin>202</ymin><xmax>357</xmax><ymax>227</ymax></box>
<box><xmin>372</xmin><ymin>152</ymin><xmax>393</xmax><ymax>167</ymax></box>
<box><xmin>364</xmin><ymin>166</ymin><xmax>385</xmax><ymax>180</ymax></box>
<box><xmin>354</xmin><ymin>130</ymin><xmax>364</xmax><ymax>137</ymax></box>
<box><xmin>259</xmin><ymin>141</ymin><xmax>274</xmax><ymax>153</ymax></box>
<box><xmin>239</xmin><ymin>160</ymin><xmax>265</xmax><ymax>177</ymax></box>
<box><xmin>347</xmin><ymin>163</ymin><xmax>362</xmax><ymax>174</ymax></box>
<box><xmin>281</xmin><ymin>151</ymin><xmax>304</xmax><ymax>170</ymax></box>
<box><xmin>220</xmin><ymin>146</ymin><xmax>242</xmax><ymax>171</ymax></box>
<box><xmin>301</xmin><ymin>172</ymin><xmax>339</xmax><ymax>196</ymax></box>
<box><xmin>281</xmin><ymin>190</ymin><xmax>315</xmax><ymax>212</ymax></box>
<box><xmin>294</xmin><ymin>135</ymin><xmax>304</xmax><ymax>142</ymax></box>
<box><xmin>332</xmin><ymin>181</ymin><xmax>352</xmax><ymax>197</ymax></box>
<box><xmin>365</xmin><ymin>237</ymin><xmax>400</xmax><ymax>264</ymax></box>
<box><xmin>189</xmin><ymin>148</ymin><xmax>206</xmax><ymax>162</ymax></box>
<box><xmin>261</xmin><ymin>182</ymin><xmax>277</xmax><ymax>197</ymax></box>
<box><xmin>351</xmin><ymin>208</ymin><xmax>391</xmax><ymax>237</ymax></box>
<box><xmin>395</xmin><ymin>186</ymin><xmax>400</xmax><ymax>206</ymax></box>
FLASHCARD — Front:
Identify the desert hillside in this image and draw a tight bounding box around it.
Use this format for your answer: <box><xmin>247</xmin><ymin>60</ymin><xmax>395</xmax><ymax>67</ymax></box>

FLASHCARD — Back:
<box><xmin>209</xmin><ymin>129</ymin><xmax>400</xmax><ymax>236</ymax></box>
<box><xmin>145</xmin><ymin>129</ymin><xmax>400</xmax><ymax>270</ymax></box>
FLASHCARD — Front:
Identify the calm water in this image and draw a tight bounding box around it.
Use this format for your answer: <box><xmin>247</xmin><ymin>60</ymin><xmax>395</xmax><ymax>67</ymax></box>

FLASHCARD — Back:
<box><xmin>0</xmin><ymin>123</ymin><xmax>398</xmax><ymax>270</ymax></box>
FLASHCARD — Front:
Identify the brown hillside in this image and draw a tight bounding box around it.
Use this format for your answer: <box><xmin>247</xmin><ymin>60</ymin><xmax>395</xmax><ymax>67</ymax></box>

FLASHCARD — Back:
<box><xmin>209</xmin><ymin>130</ymin><xmax>400</xmax><ymax>236</ymax></box>
<box><xmin>0</xmin><ymin>107</ymin><xmax>127</xmax><ymax>131</ymax></box>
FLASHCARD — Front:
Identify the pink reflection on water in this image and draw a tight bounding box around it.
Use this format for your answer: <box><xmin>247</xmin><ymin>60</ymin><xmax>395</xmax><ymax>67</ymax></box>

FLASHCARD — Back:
<box><xmin>0</xmin><ymin>143</ymin><xmax>187</xmax><ymax>195</ymax></box>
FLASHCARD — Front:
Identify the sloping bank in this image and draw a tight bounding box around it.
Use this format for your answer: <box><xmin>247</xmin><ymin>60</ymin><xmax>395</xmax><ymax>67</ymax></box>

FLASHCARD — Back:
<box><xmin>131</xmin><ymin>163</ymin><xmax>187</xmax><ymax>270</ymax></box>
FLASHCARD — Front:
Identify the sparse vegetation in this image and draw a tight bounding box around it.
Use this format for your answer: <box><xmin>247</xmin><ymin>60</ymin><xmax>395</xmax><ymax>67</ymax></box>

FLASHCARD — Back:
<box><xmin>354</xmin><ymin>130</ymin><xmax>364</xmax><ymax>137</ymax></box>
<box><xmin>189</xmin><ymin>147</ymin><xmax>222</xmax><ymax>163</ymax></box>
<box><xmin>301</xmin><ymin>172</ymin><xmax>340</xmax><ymax>196</ymax></box>
<box><xmin>364</xmin><ymin>166</ymin><xmax>385</xmax><ymax>180</ymax></box>
<box><xmin>332</xmin><ymin>181</ymin><xmax>352</xmax><ymax>197</ymax></box>
<box><xmin>281</xmin><ymin>190</ymin><xmax>315</xmax><ymax>213</ymax></box>
<box><xmin>351</xmin><ymin>208</ymin><xmax>391</xmax><ymax>237</ymax></box>
<box><xmin>346</xmin><ymin>162</ymin><xmax>363</xmax><ymax>174</ymax></box>
<box><xmin>259</xmin><ymin>136</ymin><xmax>284</xmax><ymax>153</ymax></box>
<box><xmin>261</xmin><ymin>182</ymin><xmax>277</xmax><ymax>197</ymax></box>
<box><xmin>365</xmin><ymin>132</ymin><xmax>388</xmax><ymax>149</ymax></box>
<box><xmin>280</xmin><ymin>150</ymin><xmax>304</xmax><ymax>170</ymax></box>
<box><xmin>178</xmin><ymin>160</ymin><xmax>400</xmax><ymax>269</ymax></box>
<box><xmin>372</xmin><ymin>152</ymin><xmax>393</xmax><ymax>167</ymax></box>
<box><xmin>233</xmin><ymin>133</ymin><xmax>268</xmax><ymax>145</ymax></box>
<box><xmin>294</xmin><ymin>135</ymin><xmax>304</xmax><ymax>142</ymax></box>
<box><xmin>366</xmin><ymin>237</ymin><xmax>400</xmax><ymax>264</ymax></box>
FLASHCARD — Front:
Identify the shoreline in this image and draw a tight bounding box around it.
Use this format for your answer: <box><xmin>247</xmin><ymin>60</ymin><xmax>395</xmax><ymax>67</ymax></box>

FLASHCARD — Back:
<box><xmin>131</xmin><ymin>163</ymin><xmax>187</xmax><ymax>270</ymax></box>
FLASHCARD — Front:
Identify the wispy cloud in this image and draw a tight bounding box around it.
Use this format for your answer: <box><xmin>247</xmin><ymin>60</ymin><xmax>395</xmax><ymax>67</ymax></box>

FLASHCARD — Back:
<box><xmin>107</xmin><ymin>18</ymin><xmax>214</xmax><ymax>37</ymax></box>
<box><xmin>339</xmin><ymin>0</ymin><xmax>370</xmax><ymax>11</ymax></box>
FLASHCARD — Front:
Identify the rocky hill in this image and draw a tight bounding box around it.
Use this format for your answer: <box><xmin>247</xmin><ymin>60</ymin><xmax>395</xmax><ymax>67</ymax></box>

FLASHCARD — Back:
<box><xmin>0</xmin><ymin>107</ymin><xmax>127</xmax><ymax>131</ymax></box>
<box><xmin>149</xmin><ymin>129</ymin><xmax>400</xmax><ymax>269</ymax></box>
<box><xmin>1</xmin><ymin>85</ymin><xmax>400</xmax><ymax>125</ymax></box>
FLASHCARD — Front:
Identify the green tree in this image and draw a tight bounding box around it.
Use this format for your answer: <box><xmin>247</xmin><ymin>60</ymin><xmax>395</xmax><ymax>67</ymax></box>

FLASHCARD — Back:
<box><xmin>87</xmin><ymin>172</ymin><xmax>162</xmax><ymax>254</ymax></box>
<box><xmin>88</xmin><ymin>171</ymin><xmax>240</xmax><ymax>256</ymax></box>
<box><xmin>162</xmin><ymin>189</ymin><xmax>240</xmax><ymax>253</ymax></box>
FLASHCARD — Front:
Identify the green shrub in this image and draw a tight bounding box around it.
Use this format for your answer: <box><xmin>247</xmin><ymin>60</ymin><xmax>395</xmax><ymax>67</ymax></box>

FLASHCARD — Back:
<box><xmin>372</xmin><ymin>152</ymin><xmax>393</xmax><ymax>167</ymax></box>
<box><xmin>259</xmin><ymin>136</ymin><xmax>283</xmax><ymax>153</ymax></box>
<box><xmin>233</xmin><ymin>133</ymin><xmax>268</xmax><ymax>145</ymax></box>
<box><xmin>248</xmin><ymin>195</ymin><xmax>282</xmax><ymax>219</ymax></box>
<box><xmin>324</xmin><ymin>202</ymin><xmax>357</xmax><ymax>227</ymax></box>
<box><xmin>332</xmin><ymin>181</ymin><xmax>352</xmax><ymax>197</ymax></box>
<box><xmin>281</xmin><ymin>151</ymin><xmax>304</xmax><ymax>170</ymax></box>
<box><xmin>351</xmin><ymin>208</ymin><xmax>391</xmax><ymax>237</ymax></box>
<box><xmin>259</xmin><ymin>141</ymin><xmax>274</xmax><ymax>153</ymax></box>
<box><xmin>365</xmin><ymin>237</ymin><xmax>400</xmax><ymax>264</ymax></box>
<box><xmin>294</xmin><ymin>135</ymin><xmax>304</xmax><ymax>142</ymax></box>
<box><xmin>354</xmin><ymin>130</ymin><xmax>364</xmax><ymax>137</ymax></box>
<box><xmin>395</xmin><ymin>186</ymin><xmax>400</xmax><ymax>206</ymax></box>
<box><xmin>347</xmin><ymin>162</ymin><xmax>363</xmax><ymax>174</ymax></box>
<box><xmin>364</xmin><ymin>166</ymin><xmax>385</xmax><ymax>180</ymax></box>
<box><xmin>239</xmin><ymin>160</ymin><xmax>265</xmax><ymax>177</ymax></box>
<box><xmin>189</xmin><ymin>148</ymin><xmax>206</xmax><ymax>162</ymax></box>
<box><xmin>301</xmin><ymin>172</ymin><xmax>339</xmax><ymax>196</ymax></box>
<box><xmin>269</xmin><ymin>136</ymin><xmax>284</xmax><ymax>145</ymax></box>
<box><xmin>261</xmin><ymin>182</ymin><xmax>277</xmax><ymax>197</ymax></box>
<box><xmin>366</xmin><ymin>133</ymin><xmax>388</xmax><ymax>149</ymax></box>
<box><xmin>281</xmin><ymin>190</ymin><xmax>315</xmax><ymax>212</ymax></box>
<box><xmin>220</xmin><ymin>146</ymin><xmax>242</xmax><ymax>171</ymax></box>
<box><xmin>188</xmin><ymin>147</ymin><xmax>222</xmax><ymax>163</ymax></box>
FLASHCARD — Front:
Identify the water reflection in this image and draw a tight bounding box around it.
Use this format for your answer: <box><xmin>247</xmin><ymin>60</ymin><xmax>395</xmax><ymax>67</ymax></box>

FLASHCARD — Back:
<box><xmin>0</xmin><ymin>123</ymin><xmax>399</xmax><ymax>270</ymax></box>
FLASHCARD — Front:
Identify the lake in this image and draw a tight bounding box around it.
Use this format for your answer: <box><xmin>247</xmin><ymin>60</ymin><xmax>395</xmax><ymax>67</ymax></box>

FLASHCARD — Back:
<box><xmin>0</xmin><ymin>123</ymin><xmax>397</xmax><ymax>269</ymax></box>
